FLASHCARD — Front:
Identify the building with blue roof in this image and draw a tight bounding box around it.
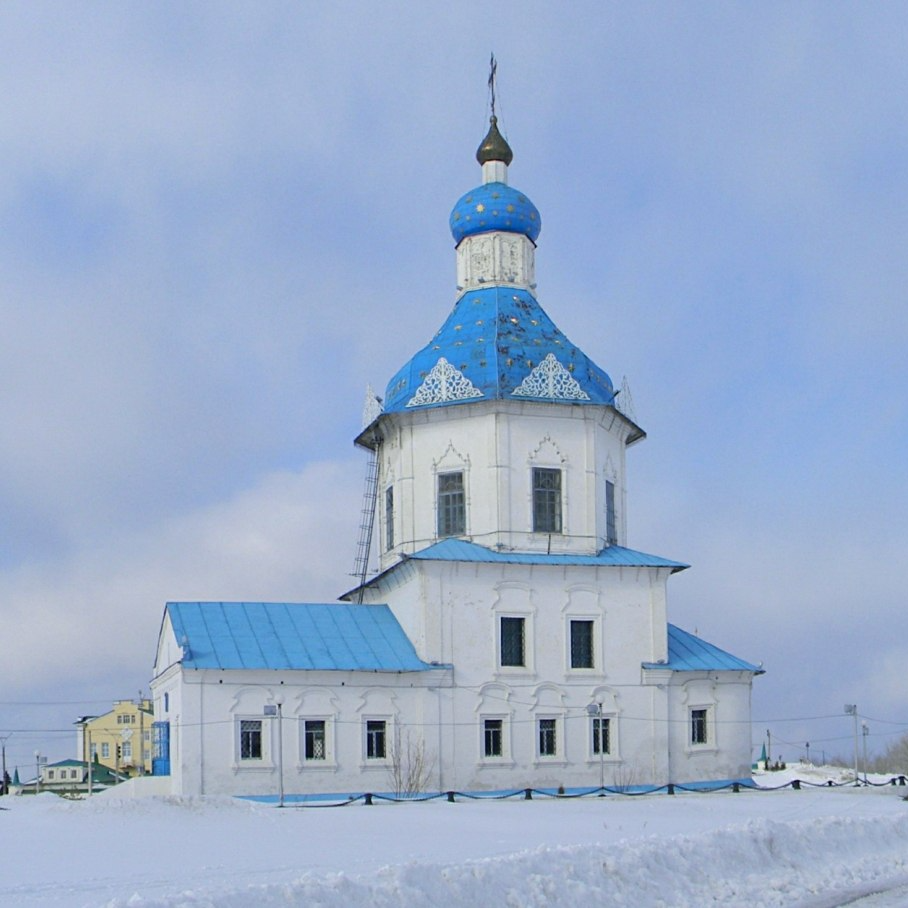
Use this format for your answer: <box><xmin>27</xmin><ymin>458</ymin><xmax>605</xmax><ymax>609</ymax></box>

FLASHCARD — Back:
<box><xmin>151</xmin><ymin>86</ymin><xmax>761</xmax><ymax>799</ymax></box>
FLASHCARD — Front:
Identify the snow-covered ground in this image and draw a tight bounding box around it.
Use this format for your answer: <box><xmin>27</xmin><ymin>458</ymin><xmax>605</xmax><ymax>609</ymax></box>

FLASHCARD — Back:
<box><xmin>2</xmin><ymin>765</ymin><xmax>908</xmax><ymax>908</ymax></box>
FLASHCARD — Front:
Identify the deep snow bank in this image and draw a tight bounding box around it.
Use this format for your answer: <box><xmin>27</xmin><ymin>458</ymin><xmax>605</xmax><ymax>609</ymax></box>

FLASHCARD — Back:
<box><xmin>107</xmin><ymin>812</ymin><xmax>908</xmax><ymax>908</ymax></box>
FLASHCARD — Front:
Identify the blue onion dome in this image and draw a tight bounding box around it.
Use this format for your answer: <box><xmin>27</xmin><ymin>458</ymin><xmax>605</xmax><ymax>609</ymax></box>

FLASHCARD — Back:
<box><xmin>450</xmin><ymin>184</ymin><xmax>541</xmax><ymax>245</ymax></box>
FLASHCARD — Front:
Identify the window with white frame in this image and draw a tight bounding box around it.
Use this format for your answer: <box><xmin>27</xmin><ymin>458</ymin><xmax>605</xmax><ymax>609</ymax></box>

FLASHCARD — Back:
<box><xmin>570</xmin><ymin>619</ymin><xmax>594</xmax><ymax>669</ymax></box>
<box><xmin>304</xmin><ymin>719</ymin><xmax>327</xmax><ymax>761</ymax></box>
<box><xmin>385</xmin><ymin>486</ymin><xmax>394</xmax><ymax>551</ymax></box>
<box><xmin>365</xmin><ymin>719</ymin><xmax>387</xmax><ymax>760</ymax></box>
<box><xmin>592</xmin><ymin>716</ymin><xmax>611</xmax><ymax>755</ymax></box>
<box><xmin>532</xmin><ymin>467</ymin><xmax>562</xmax><ymax>533</ymax></box>
<box><xmin>690</xmin><ymin>708</ymin><xmax>708</xmax><ymax>746</ymax></box>
<box><xmin>482</xmin><ymin>718</ymin><xmax>503</xmax><ymax>758</ymax></box>
<box><xmin>101</xmin><ymin>742</ymin><xmax>110</xmax><ymax>759</ymax></box>
<box><xmin>499</xmin><ymin>616</ymin><xmax>525</xmax><ymax>667</ymax></box>
<box><xmin>239</xmin><ymin>719</ymin><xmax>263</xmax><ymax>760</ymax></box>
<box><xmin>538</xmin><ymin>718</ymin><xmax>557</xmax><ymax>757</ymax></box>
<box><xmin>437</xmin><ymin>471</ymin><xmax>465</xmax><ymax>537</ymax></box>
<box><xmin>122</xmin><ymin>742</ymin><xmax>132</xmax><ymax>761</ymax></box>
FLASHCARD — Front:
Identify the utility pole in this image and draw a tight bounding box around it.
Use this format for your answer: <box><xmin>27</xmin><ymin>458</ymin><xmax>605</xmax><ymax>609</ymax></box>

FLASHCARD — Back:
<box><xmin>862</xmin><ymin>721</ymin><xmax>869</xmax><ymax>783</ymax></box>
<box><xmin>265</xmin><ymin>701</ymin><xmax>284</xmax><ymax>806</ymax></box>
<box><xmin>766</xmin><ymin>729</ymin><xmax>772</xmax><ymax>769</ymax></box>
<box><xmin>586</xmin><ymin>702</ymin><xmax>605</xmax><ymax>792</ymax></box>
<box><xmin>844</xmin><ymin>705</ymin><xmax>859</xmax><ymax>785</ymax></box>
<box><xmin>277</xmin><ymin>699</ymin><xmax>284</xmax><ymax>807</ymax></box>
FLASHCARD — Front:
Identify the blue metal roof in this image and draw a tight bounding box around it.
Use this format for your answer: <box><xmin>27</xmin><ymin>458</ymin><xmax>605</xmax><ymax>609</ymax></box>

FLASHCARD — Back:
<box><xmin>406</xmin><ymin>538</ymin><xmax>689</xmax><ymax>571</ymax></box>
<box><xmin>383</xmin><ymin>286</ymin><xmax>616</xmax><ymax>413</ymax></box>
<box><xmin>450</xmin><ymin>181</ymin><xmax>541</xmax><ymax>244</ymax></box>
<box><xmin>643</xmin><ymin>624</ymin><xmax>764</xmax><ymax>673</ymax></box>
<box><xmin>165</xmin><ymin>602</ymin><xmax>437</xmax><ymax>672</ymax></box>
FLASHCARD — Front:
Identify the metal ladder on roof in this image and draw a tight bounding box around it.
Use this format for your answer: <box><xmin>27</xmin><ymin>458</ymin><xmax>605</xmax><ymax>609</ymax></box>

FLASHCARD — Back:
<box><xmin>351</xmin><ymin>448</ymin><xmax>379</xmax><ymax>603</ymax></box>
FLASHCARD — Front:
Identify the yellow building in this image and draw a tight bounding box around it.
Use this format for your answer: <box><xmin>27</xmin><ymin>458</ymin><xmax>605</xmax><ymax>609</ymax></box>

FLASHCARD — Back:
<box><xmin>76</xmin><ymin>699</ymin><xmax>154</xmax><ymax>777</ymax></box>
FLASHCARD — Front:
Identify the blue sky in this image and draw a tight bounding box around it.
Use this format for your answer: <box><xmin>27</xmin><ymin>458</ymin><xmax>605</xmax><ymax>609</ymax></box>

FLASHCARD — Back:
<box><xmin>1</xmin><ymin>2</ymin><xmax>906</xmax><ymax>771</ymax></box>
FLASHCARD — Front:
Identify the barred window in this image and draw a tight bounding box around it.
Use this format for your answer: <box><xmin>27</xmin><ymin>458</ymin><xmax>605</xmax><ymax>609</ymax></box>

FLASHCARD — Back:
<box><xmin>239</xmin><ymin>720</ymin><xmax>262</xmax><ymax>760</ymax></box>
<box><xmin>385</xmin><ymin>486</ymin><xmax>394</xmax><ymax>551</ymax></box>
<box><xmin>304</xmin><ymin>720</ymin><xmax>326</xmax><ymax>760</ymax></box>
<box><xmin>570</xmin><ymin>620</ymin><xmax>594</xmax><ymax>669</ymax></box>
<box><xmin>437</xmin><ymin>471</ymin><xmax>465</xmax><ymax>537</ymax></box>
<box><xmin>691</xmin><ymin>709</ymin><xmax>708</xmax><ymax>745</ymax></box>
<box><xmin>483</xmin><ymin>719</ymin><xmax>503</xmax><ymax>757</ymax></box>
<box><xmin>538</xmin><ymin>718</ymin><xmax>557</xmax><ymax>756</ymax></box>
<box><xmin>500</xmin><ymin>617</ymin><xmax>525</xmax><ymax>667</ymax></box>
<box><xmin>532</xmin><ymin>468</ymin><xmax>562</xmax><ymax>533</ymax></box>
<box><xmin>592</xmin><ymin>717</ymin><xmax>611</xmax><ymax>755</ymax></box>
<box><xmin>366</xmin><ymin>720</ymin><xmax>386</xmax><ymax>759</ymax></box>
<box><xmin>605</xmin><ymin>479</ymin><xmax>617</xmax><ymax>545</ymax></box>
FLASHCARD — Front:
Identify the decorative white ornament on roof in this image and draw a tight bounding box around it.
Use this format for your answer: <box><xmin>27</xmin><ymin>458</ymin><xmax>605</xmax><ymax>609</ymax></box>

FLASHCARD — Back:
<box><xmin>406</xmin><ymin>357</ymin><xmax>484</xmax><ymax>407</ymax></box>
<box><xmin>512</xmin><ymin>353</ymin><xmax>590</xmax><ymax>401</ymax></box>
<box><xmin>616</xmin><ymin>375</ymin><xmax>637</xmax><ymax>423</ymax></box>
<box><xmin>361</xmin><ymin>383</ymin><xmax>384</xmax><ymax>428</ymax></box>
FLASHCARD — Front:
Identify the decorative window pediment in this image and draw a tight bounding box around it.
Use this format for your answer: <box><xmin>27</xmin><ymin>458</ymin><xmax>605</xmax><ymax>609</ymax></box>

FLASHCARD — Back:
<box><xmin>407</xmin><ymin>357</ymin><xmax>483</xmax><ymax>407</ymax></box>
<box><xmin>512</xmin><ymin>353</ymin><xmax>590</xmax><ymax>401</ymax></box>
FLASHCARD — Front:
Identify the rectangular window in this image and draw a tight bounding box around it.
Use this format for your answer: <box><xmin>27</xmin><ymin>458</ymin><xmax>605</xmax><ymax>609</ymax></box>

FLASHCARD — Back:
<box><xmin>47</xmin><ymin>770</ymin><xmax>54</xmax><ymax>780</ymax></box>
<box><xmin>122</xmin><ymin>742</ymin><xmax>132</xmax><ymax>760</ymax></box>
<box><xmin>691</xmin><ymin>708</ymin><xmax>708</xmax><ymax>745</ymax></box>
<box><xmin>592</xmin><ymin>717</ymin><xmax>611</xmax><ymax>755</ymax></box>
<box><xmin>483</xmin><ymin>719</ymin><xmax>503</xmax><ymax>757</ymax></box>
<box><xmin>437</xmin><ymin>471</ymin><xmax>466</xmax><ymax>537</ymax></box>
<box><xmin>538</xmin><ymin>718</ymin><xmax>557</xmax><ymax>756</ymax></box>
<box><xmin>570</xmin><ymin>619</ymin><xmax>594</xmax><ymax>669</ymax></box>
<box><xmin>500</xmin><ymin>616</ymin><xmax>525</xmax><ymax>667</ymax></box>
<box><xmin>605</xmin><ymin>479</ymin><xmax>617</xmax><ymax>545</ymax></box>
<box><xmin>366</xmin><ymin>720</ymin><xmax>387</xmax><ymax>759</ymax></box>
<box><xmin>385</xmin><ymin>486</ymin><xmax>394</xmax><ymax>551</ymax></box>
<box><xmin>101</xmin><ymin>743</ymin><xmax>110</xmax><ymax>759</ymax></box>
<box><xmin>304</xmin><ymin>720</ymin><xmax>326</xmax><ymax>760</ymax></box>
<box><xmin>532</xmin><ymin>467</ymin><xmax>562</xmax><ymax>533</ymax></box>
<box><xmin>240</xmin><ymin>719</ymin><xmax>263</xmax><ymax>760</ymax></box>
<box><xmin>70</xmin><ymin>769</ymin><xmax>78</xmax><ymax>779</ymax></box>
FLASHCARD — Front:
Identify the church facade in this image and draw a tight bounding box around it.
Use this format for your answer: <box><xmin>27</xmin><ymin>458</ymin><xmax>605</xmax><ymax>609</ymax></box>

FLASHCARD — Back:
<box><xmin>150</xmin><ymin>114</ymin><xmax>762</xmax><ymax>798</ymax></box>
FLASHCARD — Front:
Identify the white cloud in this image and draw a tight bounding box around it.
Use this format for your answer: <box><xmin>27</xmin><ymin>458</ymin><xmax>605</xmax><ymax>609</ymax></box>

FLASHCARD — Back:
<box><xmin>0</xmin><ymin>458</ymin><xmax>362</xmax><ymax>697</ymax></box>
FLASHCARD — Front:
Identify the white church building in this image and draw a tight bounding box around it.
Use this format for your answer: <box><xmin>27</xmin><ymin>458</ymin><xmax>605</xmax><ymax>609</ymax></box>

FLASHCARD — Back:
<box><xmin>150</xmin><ymin>112</ymin><xmax>762</xmax><ymax>799</ymax></box>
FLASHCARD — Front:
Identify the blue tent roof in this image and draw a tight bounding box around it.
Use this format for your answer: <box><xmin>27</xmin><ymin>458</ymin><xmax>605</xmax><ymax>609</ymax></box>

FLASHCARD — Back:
<box><xmin>406</xmin><ymin>538</ymin><xmax>689</xmax><ymax>571</ymax></box>
<box><xmin>382</xmin><ymin>286</ymin><xmax>618</xmax><ymax>414</ymax></box>
<box><xmin>165</xmin><ymin>602</ymin><xmax>438</xmax><ymax>672</ymax></box>
<box><xmin>644</xmin><ymin>624</ymin><xmax>764</xmax><ymax>673</ymax></box>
